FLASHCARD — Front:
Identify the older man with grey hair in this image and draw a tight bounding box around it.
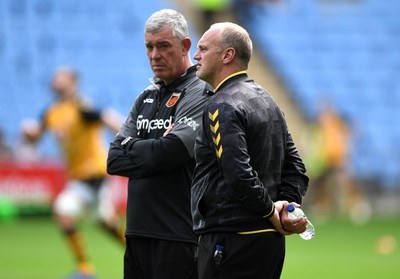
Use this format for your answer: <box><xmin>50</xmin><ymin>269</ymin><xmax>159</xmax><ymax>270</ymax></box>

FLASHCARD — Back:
<box><xmin>107</xmin><ymin>9</ymin><xmax>212</xmax><ymax>279</ymax></box>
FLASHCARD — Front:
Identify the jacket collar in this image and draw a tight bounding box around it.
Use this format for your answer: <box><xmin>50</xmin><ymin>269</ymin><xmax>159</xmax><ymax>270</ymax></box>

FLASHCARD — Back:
<box><xmin>214</xmin><ymin>71</ymin><xmax>248</xmax><ymax>93</ymax></box>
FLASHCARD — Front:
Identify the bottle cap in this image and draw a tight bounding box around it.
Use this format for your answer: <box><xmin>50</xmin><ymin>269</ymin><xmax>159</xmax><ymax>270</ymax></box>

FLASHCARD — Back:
<box><xmin>216</xmin><ymin>245</ymin><xmax>224</xmax><ymax>251</ymax></box>
<box><xmin>287</xmin><ymin>204</ymin><xmax>295</xmax><ymax>212</ymax></box>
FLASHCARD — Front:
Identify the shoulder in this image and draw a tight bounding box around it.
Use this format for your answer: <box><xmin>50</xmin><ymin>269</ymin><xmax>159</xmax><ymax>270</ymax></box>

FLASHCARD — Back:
<box><xmin>76</xmin><ymin>96</ymin><xmax>97</xmax><ymax>110</ymax></box>
<box><xmin>178</xmin><ymin>76</ymin><xmax>213</xmax><ymax>107</ymax></box>
<box><xmin>205</xmin><ymin>97</ymin><xmax>238</xmax><ymax>119</ymax></box>
<box><xmin>181</xmin><ymin>70</ymin><xmax>211</xmax><ymax>93</ymax></box>
<box><xmin>140</xmin><ymin>84</ymin><xmax>158</xmax><ymax>98</ymax></box>
<box><xmin>133</xmin><ymin>84</ymin><xmax>158</xmax><ymax>107</ymax></box>
<box><xmin>216</xmin><ymin>77</ymin><xmax>271</xmax><ymax>105</ymax></box>
<box><xmin>206</xmin><ymin>80</ymin><xmax>256</xmax><ymax>118</ymax></box>
<box><xmin>185</xmin><ymin>78</ymin><xmax>213</xmax><ymax>100</ymax></box>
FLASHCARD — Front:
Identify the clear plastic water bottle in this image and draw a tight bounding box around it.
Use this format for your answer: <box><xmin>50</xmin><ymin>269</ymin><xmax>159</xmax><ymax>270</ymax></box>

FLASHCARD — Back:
<box><xmin>287</xmin><ymin>204</ymin><xmax>315</xmax><ymax>240</ymax></box>
<box><xmin>213</xmin><ymin>245</ymin><xmax>224</xmax><ymax>266</ymax></box>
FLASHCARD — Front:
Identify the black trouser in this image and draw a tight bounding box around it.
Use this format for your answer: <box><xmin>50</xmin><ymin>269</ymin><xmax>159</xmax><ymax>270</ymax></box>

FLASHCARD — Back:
<box><xmin>124</xmin><ymin>236</ymin><xmax>197</xmax><ymax>279</ymax></box>
<box><xmin>198</xmin><ymin>232</ymin><xmax>285</xmax><ymax>279</ymax></box>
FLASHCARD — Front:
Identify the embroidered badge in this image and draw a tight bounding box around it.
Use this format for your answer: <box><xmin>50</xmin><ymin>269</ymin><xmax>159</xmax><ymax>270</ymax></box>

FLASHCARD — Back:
<box><xmin>166</xmin><ymin>92</ymin><xmax>181</xmax><ymax>107</ymax></box>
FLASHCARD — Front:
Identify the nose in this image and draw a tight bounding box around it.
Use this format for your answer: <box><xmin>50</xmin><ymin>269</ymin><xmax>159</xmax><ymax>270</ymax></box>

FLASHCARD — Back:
<box><xmin>193</xmin><ymin>49</ymin><xmax>200</xmax><ymax>61</ymax></box>
<box><xmin>150</xmin><ymin>48</ymin><xmax>161</xmax><ymax>59</ymax></box>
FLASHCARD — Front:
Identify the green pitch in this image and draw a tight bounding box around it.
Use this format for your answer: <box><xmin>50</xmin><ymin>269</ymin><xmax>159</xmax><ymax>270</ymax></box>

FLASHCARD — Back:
<box><xmin>0</xmin><ymin>218</ymin><xmax>124</xmax><ymax>279</ymax></box>
<box><xmin>283</xmin><ymin>216</ymin><xmax>400</xmax><ymax>278</ymax></box>
<box><xmin>0</xmin><ymin>216</ymin><xmax>399</xmax><ymax>279</ymax></box>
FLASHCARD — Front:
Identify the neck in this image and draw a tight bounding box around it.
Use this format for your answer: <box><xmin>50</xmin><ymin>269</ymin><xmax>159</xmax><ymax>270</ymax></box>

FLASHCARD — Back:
<box><xmin>59</xmin><ymin>90</ymin><xmax>76</xmax><ymax>101</ymax></box>
<box><xmin>179</xmin><ymin>59</ymin><xmax>193</xmax><ymax>77</ymax></box>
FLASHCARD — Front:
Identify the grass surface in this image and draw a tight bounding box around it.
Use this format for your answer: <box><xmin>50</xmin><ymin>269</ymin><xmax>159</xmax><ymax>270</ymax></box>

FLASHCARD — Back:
<box><xmin>0</xmin><ymin>216</ymin><xmax>399</xmax><ymax>278</ymax></box>
<box><xmin>282</xmin><ymin>217</ymin><xmax>400</xmax><ymax>279</ymax></box>
<box><xmin>0</xmin><ymin>217</ymin><xmax>123</xmax><ymax>279</ymax></box>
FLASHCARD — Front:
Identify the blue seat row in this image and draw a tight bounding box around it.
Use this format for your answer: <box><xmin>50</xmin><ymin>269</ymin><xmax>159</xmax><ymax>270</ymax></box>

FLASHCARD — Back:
<box><xmin>239</xmin><ymin>0</ymin><xmax>400</xmax><ymax>188</ymax></box>
<box><xmin>0</xmin><ymin>0</ymin><xmax>176</xmax><ymax>156</ymax></box>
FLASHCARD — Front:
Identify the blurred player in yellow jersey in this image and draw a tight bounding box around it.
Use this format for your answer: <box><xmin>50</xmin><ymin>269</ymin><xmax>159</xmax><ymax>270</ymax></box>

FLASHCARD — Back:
<box><xmin>23</xmin><ymin>67</ymin><xmax>124</xmax><ymax>279</ymax></box>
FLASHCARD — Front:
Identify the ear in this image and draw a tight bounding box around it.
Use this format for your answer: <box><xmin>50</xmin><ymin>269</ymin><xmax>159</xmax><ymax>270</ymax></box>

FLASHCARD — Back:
<box><xmin>182</xmin><ymin>37</ymin><xmax>192</xmax><ymax>53</ymax></box>
<box><xmin>222</xmin><ymin>48</ymin><xmax>235</xmax><ymax>64</ymax></box>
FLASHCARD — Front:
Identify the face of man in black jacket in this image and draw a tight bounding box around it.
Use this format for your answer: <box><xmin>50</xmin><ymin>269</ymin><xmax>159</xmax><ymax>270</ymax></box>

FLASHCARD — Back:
<box><xmin>193</xmin><ymin>23</ymin><xmax>252</xmax><ymax>89</ymax></box>
<box><xmin>145</xmin><ymin>20</ymin><xmax>192</xmax><ymax>85</ymax></box>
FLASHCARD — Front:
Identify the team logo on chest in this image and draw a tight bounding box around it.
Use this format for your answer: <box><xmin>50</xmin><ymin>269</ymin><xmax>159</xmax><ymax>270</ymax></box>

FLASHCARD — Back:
<box><xmin>165</xmin><ymin>92</ymin><xmax>181</xmax><ymax>107</ymax></box>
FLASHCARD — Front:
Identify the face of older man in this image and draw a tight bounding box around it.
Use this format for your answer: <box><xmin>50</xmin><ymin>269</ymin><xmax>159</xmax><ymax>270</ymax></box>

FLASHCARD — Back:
<box><xmin>193</xmin><ymin>27</ymin><xmax>224</xmax><ymax>88</ymax></box>
<box><xmin>145</xmin><ymin>25</ymin><xmax>190</xmax><ymax>85</ymax></box>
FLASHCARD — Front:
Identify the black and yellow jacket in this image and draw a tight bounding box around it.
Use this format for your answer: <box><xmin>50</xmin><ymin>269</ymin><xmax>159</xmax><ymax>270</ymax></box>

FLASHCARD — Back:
<box><xmin>191</xmin><ymin>72</ymin><xmax>309</xmax><ymax>235</ymax></box>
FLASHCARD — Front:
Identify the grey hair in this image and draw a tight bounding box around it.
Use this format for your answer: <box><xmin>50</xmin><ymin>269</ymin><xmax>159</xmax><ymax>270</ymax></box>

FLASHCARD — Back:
<box><xmin>212</xmin><ymin>22</ymin><xmax>253</xmax><ymax>69</ymax></box>
<box><xmin>145</xmin><ymin>9</ymin><xmax>188</xmax><ymax>40</ymax></box>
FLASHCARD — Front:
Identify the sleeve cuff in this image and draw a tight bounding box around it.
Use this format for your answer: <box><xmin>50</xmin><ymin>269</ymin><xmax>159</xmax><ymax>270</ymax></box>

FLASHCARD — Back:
<box><xmin>262</xmin><ymin>202</ymin><xmax>275</xmax><ymax>219</ymax></box>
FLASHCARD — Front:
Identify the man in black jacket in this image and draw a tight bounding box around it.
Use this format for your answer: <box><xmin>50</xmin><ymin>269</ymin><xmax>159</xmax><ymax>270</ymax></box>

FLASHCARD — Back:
<box><xmin>107</xmin><ymin>9</ymin><xmax>211</xmax><ymax>279</ymax></box>
<box><xmin>192</xmin><ymin>22</ymin><xmax>309</xmax><ymax>279</ymax></box>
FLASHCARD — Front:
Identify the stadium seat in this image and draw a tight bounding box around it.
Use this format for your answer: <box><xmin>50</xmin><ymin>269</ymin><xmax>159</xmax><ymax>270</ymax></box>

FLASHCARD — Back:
<box><xmin>238</xmin><ymin>0</ymin><xmax>400</xmax><ymax>188</ymax></box>
<box><xmin>0</xmin><ymin>0</ymin><xmax>174</xmax><ymax>153</ymax></box>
